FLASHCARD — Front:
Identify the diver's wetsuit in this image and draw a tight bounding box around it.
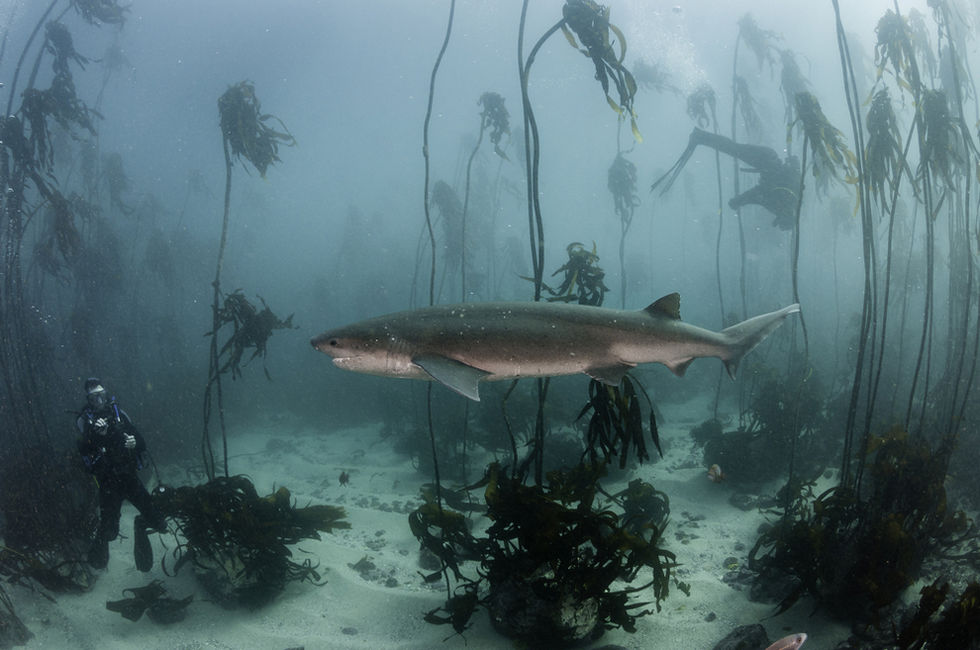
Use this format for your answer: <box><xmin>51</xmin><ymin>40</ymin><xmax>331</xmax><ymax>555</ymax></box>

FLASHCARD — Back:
<box><xmin>76</xmin><ymin>401</ymin><xmax>163</xmax><ymax>568</ymax></box>
<box><xmin>688</xmin><ymin>127</ymin><xmax>801</xmax><ymax>229</ymax></box>
<box><xmin>653</xmin><ymin>127</ymin><xmax>801</xmax><ymax>229</ymax></box>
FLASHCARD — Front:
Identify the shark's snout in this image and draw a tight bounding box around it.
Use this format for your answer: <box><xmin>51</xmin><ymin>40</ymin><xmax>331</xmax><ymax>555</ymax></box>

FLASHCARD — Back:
<box><xmin>310</xmin><ymin>333</ymin><xmax>336</xmax><ymax>354</ymax></box>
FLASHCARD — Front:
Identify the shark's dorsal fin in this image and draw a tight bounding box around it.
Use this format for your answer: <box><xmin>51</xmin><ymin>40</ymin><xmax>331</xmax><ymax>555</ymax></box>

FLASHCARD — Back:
<box><xmin>413</xmin><ymin>354</ymin><xmax>490</xmax><ymax>401</ymax></box>
<box><xmin>643</xmin><ymin>293</ymin><xmax>681</xmax><ymax>320</ymax></box>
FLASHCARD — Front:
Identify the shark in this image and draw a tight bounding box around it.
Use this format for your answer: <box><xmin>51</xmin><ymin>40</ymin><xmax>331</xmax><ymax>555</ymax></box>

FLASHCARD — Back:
<box><xmin>310</xmin><ymin>293</ymin><xmax>801</xmax><ymax>401</ymax></box>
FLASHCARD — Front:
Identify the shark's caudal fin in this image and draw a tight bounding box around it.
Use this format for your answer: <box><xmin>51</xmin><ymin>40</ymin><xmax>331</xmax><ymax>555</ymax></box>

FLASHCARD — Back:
<box><xmin>720</xmin><ymin>303</ymin><xmax>801</xmax><ymax>379</ymax></box>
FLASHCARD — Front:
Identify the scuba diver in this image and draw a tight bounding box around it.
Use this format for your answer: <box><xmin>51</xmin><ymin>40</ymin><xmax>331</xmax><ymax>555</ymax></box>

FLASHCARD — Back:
<box><xmin>76</xmin><ymin>377</ymin><xmax>165</xmax><ymax>571</ymax></box>
<box><xmin>651</xmin><ymin>127</ymin><xmax>801</xmax><ymax>230</ymax></box>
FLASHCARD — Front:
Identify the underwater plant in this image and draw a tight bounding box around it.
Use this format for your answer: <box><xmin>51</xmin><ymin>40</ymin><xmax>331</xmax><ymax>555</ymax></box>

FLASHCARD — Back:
<box><xmin>686</xmin><ymin>83</ymin><xmax>717</xmax><ymax>129</ymax></box>
<box><xmin>778</xmin><ymin>49</ymin><xmax>810</xmax><ymax>126</ymax></box>
<box><xmin>454</xmin><ymin>90</ymin><xmax>512</xmax><ymax>303</ymax></box>
<box><xmin>793</xmin><ymin>91</ymin><xmax>857</xmax><ymax>193</ymax></box>
<box><xmin>749</xmin><ymin>428</ymin><xmax>973</xmax><ymax>620</ymax></box>
<box><xmin>732</xmin><ymin>76</ymin><xmax>763</xmax><ymax>141</ymax></box>
<box><xmin>703</xmin><ymin>363</ymin><xmax>825</xmax><ymax>486</ymax></box>
<box><xmin>477</xmin><ymin>91</ymin><xmax>510</xmax><ymax>160</ymax></box>
<box><xmin>578</xmin><ymin>375</ymin><xmax>662</xmax><ymax>469</ymax></box>
<box><xmin>607</xmin><ymin>153</ymin><xmax>639</xmax><ymax>307</ymax></box>
<box><xmin>430</xmin><ymin>180</ymin><xmax>464</xmax><ymax>278</ymax></box>
<box><xmin>538</xmin><ymin>242</ymin><xmax>608</xmax><ymax>306</ymax></box>
<box><xmin>894</xmin><ymin>579</ymin><xmax>980</xmax><ymax>649</ymax></box>
<box><xmin>874</xmin><ymin>9</ymin><xmax>921</xmax><ymax>93</ymax></box>
<box><xmin>32</xmin><ymin>191</ymin><xmax>82</xmax><ymax>282</ymax></box>
<box><xmin>217</xmin><ymin>81</ymin><xmax>295</xmax><ymax>178</ymax></box>
<box><xmin>204</xmin><ymin>82</ymin><xmax>294</xmax><ymax>480</ymax></box>
<box><xmin>205</xmin><ymin>290</ymin><xmax>296</xmax><ymax>381</ymax></box>
<box><xmin>414</xmin><ymin>463</ymin><xmax>675</xmax><ymax>644</ymax></box>
<box><xmin>100</xmin><ymin>151</ymin><xmax>133</xmax><ymax>215</ymax></box>
<box><xmin>560</xmin><ymin>0</ymin><xmax>640</xmax><ymax>140</ymax></box>
<box><xmin>156</xmin><ymin>476</ymin><xmax>348</xmax><ymax>608</ymax></box>
<box><xmin>736</xmin><ymin>13</ymin><xmax>779</xmax><ymax>71</ymax></box>
<box><xmin>863</xmin><ymin>88</ymin><xmax>907</xmax><ymax>211</ymax></box>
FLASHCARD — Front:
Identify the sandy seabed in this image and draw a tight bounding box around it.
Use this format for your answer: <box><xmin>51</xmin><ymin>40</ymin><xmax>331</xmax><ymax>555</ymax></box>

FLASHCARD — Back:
<box><xmin>12</xmin><ymin>397</ymin><xmax>855</xmax><ymax>650</ymax></box>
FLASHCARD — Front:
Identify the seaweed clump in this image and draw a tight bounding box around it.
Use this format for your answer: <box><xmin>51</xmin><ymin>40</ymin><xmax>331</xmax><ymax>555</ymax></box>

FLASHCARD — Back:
<box><xmin>218</xmin><ymin>81</ymin><xmax>295</xmax><ymax>178</ymax></box>
<box><xmin>560</xmin><ymin>0</ymin><xmax>640</xmax><ymax>140</ymax></box>
<box><xmin>702</xmin><ymin>364</ymin><xmax>825</xmax><ymax>485</ymax></box>
<box><xmin>748</xmin><ymin>428</ymin><xmax>972</xmax><ymax>620</ymax></box>
<box><xmin>477</xmin><ymin>91</ymin><xmax>511</xmax><ymax>160</ymax></box>
<box><xmin>539</xmin><ymin>242</ymin><xmax>608</xmax><ymax>306</ymax></box>
<box><xmin>155</xmin><ymin>476</ymin><xmax>349</xmax><ymax>608</ymax></box>
<box><xmin>206</xmin><ymin>290</ymin><xmax>297</xmax><ymax>380</ymax></box>
<box><xmin>894</xmin><ymin>579</ymin><xmax>980</xmax><ymax>648</ymax></box>
<box><xmin>414</xmin><ymin>463</ymin><xmax>675</xmax><ymax>645</ymax></box>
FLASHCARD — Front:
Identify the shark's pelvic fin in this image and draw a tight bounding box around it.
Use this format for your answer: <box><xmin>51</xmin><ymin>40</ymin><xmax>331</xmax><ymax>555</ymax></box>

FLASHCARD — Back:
<box><xmin>665</xmin><ymin>358</ymin><xmax>695</xmax><ymax>377</ymax></box>
<box><xmin>585</xmin><ymin>363</ymin><xmax>635</xmax><ymax>386</ymax></box>
<box><xmin>413</xmin><ymin>354</ymin><xmax>490</xmax><ymax>401</ymax></box>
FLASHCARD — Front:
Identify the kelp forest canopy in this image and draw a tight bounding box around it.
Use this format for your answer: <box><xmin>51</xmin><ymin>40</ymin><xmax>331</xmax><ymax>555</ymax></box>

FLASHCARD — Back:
<box><xmin>4</xmin><ymin>0</ymin><xmax>980</xmax><ymax>646</ymax></box>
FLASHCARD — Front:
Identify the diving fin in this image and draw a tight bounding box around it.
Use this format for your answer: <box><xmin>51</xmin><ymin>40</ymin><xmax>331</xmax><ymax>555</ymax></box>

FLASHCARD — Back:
<box><xmin>133</xmin><ymin>516</ymin><xmax>153</xmax><ymax>572</ymax></box>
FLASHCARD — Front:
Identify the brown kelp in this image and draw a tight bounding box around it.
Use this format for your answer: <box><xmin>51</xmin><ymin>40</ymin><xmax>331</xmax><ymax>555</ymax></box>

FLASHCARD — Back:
<box><xmin>414</xmin><ymin>463</ymin><xmax>675</xmax><ymax>644</ymax></box>
<box><xmin>743</xmin><ymin>7</ymin><xmax>980</xmax><ymax>625</ymax></box>
<box><xmin>204</xmin><ymin>81</ymin><xmax>294</xmax><ymax>480</ymax></box>
<box><xmin>206</xmin><ymin>290</ymin><xmax>296</xmax><ymax>381</ymax></box>
<box><xmin>456</xmin><ymin>91</ymin><xmax>511</xmax><ymax>302</ymax></box>
<box><xmin>156</xmin><ymin>476</ymin><xmax>348</xmax><ymax>608</ymax></box>
<box><xmin>894</xmin><ymin>579</ymin><xmax>980</xmax><ymax>648</ymax></box>
<box><xmin>217</xmin><ymin>81</ymin><xmax>295</xmax><ymax>178</ymax></box>
<box><xmin>560</xmin><ymin>0</ymin><xmax>640</xmax><ymax>140</ymax></box>
<box><xmin>0</xmin><ymin>3</ymin><xmax>128</xmax><ymax>636</ymax></box>
<box><xmin>538</xmin><ymin>241</ymin><xmax>608</xmax><ymax>306</ymax></box>
<box><xmin>749</xmin><ymin>428</ymin><xmax>972</xmax><ymax>620</ymax></box>
<box><xmin>607</xmin><ymin>153</ymin><xmax>639</xmax><ymax>308</ymax></box>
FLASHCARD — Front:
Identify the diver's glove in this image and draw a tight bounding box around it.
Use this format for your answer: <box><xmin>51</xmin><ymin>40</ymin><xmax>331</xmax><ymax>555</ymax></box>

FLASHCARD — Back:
<box><xmin>94</xmin><ymin>417</ymin><xmax>109</xmax><ymax>434</ymax></box>
<box><xmin>123</xmin><ymin>433</ymin><xmax>136</xmax><ymax>449</ymax></box>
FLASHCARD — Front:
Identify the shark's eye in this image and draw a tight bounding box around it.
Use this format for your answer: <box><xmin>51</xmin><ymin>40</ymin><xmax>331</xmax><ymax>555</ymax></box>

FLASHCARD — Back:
<box><xmin>329</xmin><ymin>339</ymin><xmax>338</xmax><ymax>347</ymax></box>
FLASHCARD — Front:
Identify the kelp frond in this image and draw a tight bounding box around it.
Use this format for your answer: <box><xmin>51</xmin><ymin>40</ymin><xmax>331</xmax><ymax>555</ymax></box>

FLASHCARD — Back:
<box><xmin>874</xmin><ymin>9</ymin><xmax>921</xmax><ymax>93</ymax></box>
<box><xmin>737</xmin><ymin>13</ymin><xmax>780</xmax><ymax>71</ymax></box>
<box><xmin>779</xmin><ymin>49</ymin><xmax>810</xmax><ymax>125</ymax></box>
<box><xmin>794</xmin><ymin>92</ymin><xmax>857</xmax><ymax>192</ymax></box>
<box><xmin>918</xmin><ymin>89</ymin><xmax>964</xmax><ymax>190</ymax></box>
<box><xmin>733</xmin><ymin>76</ymin><xmax>763</xmax><ymax>140</ymax></box>
<box><xmin>560</xmin><ymin>0</ymin><xmax>641</xmax><ymax>140</ymax></box>
<box><xmin>608</xmin><ymin>152</ymin><xmax>639</xmax><ymax>222</ymax></box>
<box><xmin>538</xmin><ymin>242</ymin><xmax>608</xmax><ymax>306</ymax></box>
<box><xmin>478</xmin><ymin>92</ymin><xmax>510</xmax><ymax>160</ymax></box>
<box><xmin>218</xmin><ymin>81</ymin><xmax>296</xmax><ymax>178</ymax></box>
<box><xmin>686</xmin><ymin>83</ymin><xmax>716</xmax><ymax>129</ymax></box>
<box><xmin>864</xmin><ymin>88</ymin><xmax>907</xmax><ymax>209</ymax></box>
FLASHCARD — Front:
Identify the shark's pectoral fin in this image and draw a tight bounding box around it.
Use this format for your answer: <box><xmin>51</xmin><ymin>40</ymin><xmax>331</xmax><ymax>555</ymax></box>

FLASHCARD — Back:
<box><xmin>585</xmin><ymin>363</ymin><xmax>634</xmax><ymax>386</ymax></box>
<box><xmin>413</xmin><ymin>355</ymin><xmax>490</xmax><ymax>401</ymax></box>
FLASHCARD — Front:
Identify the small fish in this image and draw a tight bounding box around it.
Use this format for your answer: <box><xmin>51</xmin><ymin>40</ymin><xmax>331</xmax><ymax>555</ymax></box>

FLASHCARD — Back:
<box><xmin>707</xmin><ymin>463</ymin><xmax>725</xmax><ymax>483</ymax></box>
<box><xmin>765</xmin><ymin>633</ymin><xmax>807</xmax><ymax>650</ymax></box>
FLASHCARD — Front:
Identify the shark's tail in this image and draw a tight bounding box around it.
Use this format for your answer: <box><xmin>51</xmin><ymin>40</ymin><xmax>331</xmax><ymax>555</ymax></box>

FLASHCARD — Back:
<box><xmin>720</xmin><ymin>303</ymin><xmax>801</xmax><ymax>379</ymax></box>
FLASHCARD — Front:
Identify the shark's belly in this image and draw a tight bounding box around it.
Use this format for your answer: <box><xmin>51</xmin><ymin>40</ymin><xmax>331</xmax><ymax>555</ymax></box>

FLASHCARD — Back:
<box><xmin>442</xmin><ymin>335</ymin><xmax>619</xmax><ymax>380</ymax></box>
